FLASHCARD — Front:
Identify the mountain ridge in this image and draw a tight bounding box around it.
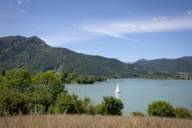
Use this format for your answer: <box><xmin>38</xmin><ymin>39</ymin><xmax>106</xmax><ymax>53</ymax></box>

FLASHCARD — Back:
<box><xmin>0</xmin><ymin>35</ymin><xmax>191</xmax><ymax>79</ymax></box>
<box><xmin>134</xmin><ymin>56</ymin><xmax>192</xmax><ymax>73</ymax></box>
<box><xmin>0</xmin><ymin>35</ymin><xmax>152</xmax><ymax>78</ymax></box>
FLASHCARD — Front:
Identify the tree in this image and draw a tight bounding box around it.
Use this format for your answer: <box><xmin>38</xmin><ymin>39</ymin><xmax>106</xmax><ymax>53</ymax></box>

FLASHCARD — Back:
<box><xmin>175</xmin><ymin>107</ymin><xmax>191</xmax><ymax>119</ymax></box>
<box><xmin>0</xmin><ymin>88</ymin><xmax>32</xmax><ymax>116</ymax></box>
<box><xmin>95</xmin><ymin>96</ymin><xmax>124</xmax><ymax>115</ymax></box>
<box><xmin>60</xmin><ymin>71</ymin><xmax>69</xmax><ymax>83</ymax></box>
<box><xmin>81</xmin><ymin>97</ymin><xmax>95</xmax><ymax>115</ymax></box>
<box><xmin>0</xmin><ymin>70</ymin><xmax>6</xmax><ymax>76</ymax></box>
<box><xmin>32</xmin><ymin>71</ymin><xmax>65</xmax><ymax>99</ymax></box>
<box><xmin>67</xmin><ymin>73</ymin><xmax>78</xmax><ymax>83</ymax></box>
<box><xmin>31</xmin><ymin>71</ymin><xmax>66</xmax><ymax>112</ymax></box>
<box><xmin>0</xmin><ymin>69</ymin><xmax>33</xmax><ymax>116</ymax></box>
<box><xmin>148</xmin><ymin>101</ymin><xmax>175</xmax><ymax>117</ymax></box>
<box><xmin>30</xmin><ymin>85</ymin><xmax>54</xmax><ymax>113</ymax></box>
<box><xmin>54</xmin><ymin>93</ymin><xmax>85</xmax><ymax>114</ymax></box>
<box><xmin>4</xmin><ymin>68</ymin><xmax>32</xmax><ymax>93</ymax></box>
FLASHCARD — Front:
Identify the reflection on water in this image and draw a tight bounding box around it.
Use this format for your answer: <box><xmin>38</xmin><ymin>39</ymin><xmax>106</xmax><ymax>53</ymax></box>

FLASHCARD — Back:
<box><xmin>115</xmin><ymin>92</ymin><xmax>120</xmax><ymax>99</ymax></box>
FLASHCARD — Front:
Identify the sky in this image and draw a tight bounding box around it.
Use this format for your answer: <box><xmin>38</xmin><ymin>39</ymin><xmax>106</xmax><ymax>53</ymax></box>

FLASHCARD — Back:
<box><xmin>1</xmin><ymin>0</ymin><xmax>192</xmax><ymax>62</ymax></box>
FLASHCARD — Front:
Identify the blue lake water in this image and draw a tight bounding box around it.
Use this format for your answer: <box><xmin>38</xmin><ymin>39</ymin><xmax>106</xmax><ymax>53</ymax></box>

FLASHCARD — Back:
<box><xmin>66</xmin><ymin>79</ymin><xmax>192</xmax><ymax>114</ymax></box>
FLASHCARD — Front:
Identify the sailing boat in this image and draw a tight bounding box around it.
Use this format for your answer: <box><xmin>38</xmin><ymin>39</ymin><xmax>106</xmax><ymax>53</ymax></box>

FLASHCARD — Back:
<box><xmin>115</xmin><ymin>83</ymin><xmax>120</xmax><ymax>94</ymax></box>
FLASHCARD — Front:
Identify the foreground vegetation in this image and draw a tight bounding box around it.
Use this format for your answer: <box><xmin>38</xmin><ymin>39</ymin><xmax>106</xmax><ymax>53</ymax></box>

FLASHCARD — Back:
<box><xmin>0</xmin><ymin>68</ymin><xmax>192</xmax><ymax>118</ymax></box>
<box><xmin>0</xmin><ymin>68</ymin><xmax>122</xmax><ymax>116</ymax></box>
<box><xmin>0</xmin><ymin>114</ymin><xmax>192</xmax><ymax>128</ymax></box>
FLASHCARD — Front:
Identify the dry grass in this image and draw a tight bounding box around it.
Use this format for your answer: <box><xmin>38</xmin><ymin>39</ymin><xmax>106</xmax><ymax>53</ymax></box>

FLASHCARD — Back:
<box><xmin>0</xmin><ymin>114</ymin><xmax>191</xmax><ymax>128</ymax></box>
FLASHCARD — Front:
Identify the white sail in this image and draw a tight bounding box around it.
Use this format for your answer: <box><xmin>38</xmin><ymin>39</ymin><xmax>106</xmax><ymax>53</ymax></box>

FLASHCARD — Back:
<box><xmin>115</xmin><ymin>83</ymin><xmax>120</xmax><ymax>93</ymax></box>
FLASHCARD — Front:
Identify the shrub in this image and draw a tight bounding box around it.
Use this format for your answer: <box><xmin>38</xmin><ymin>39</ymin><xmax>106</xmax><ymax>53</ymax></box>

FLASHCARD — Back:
<box><xmin>148</xmin><ymin>101</ymin><xmax>175</xmax><ymax>117</ymax></box>
<box><xmin>54</xmin><ymin>93</ymin><xmax>85</xmax><ymax>114</ymax></box>
<box><xmin>95</xmin><ymin>96</ymin><xmax>124</xmax><ymax>115</ymax></box>
<box><xmin>4</xmin><ymin>69</ymin><xmax>32</xmax><ymax>93</ymax></box>
<box><xmin>94</xmin><ymin>104</ymin><xmax>104</xmax><ymax>115</ymax></box>
<box><xmin>81</xmin><ymin>97</ymin><xmax>95</xmax><ymax>115</ymax></box>
<box><xmin>32</xmin><ymin>71</ymin><xmax>65</xmax><ymax>98</ymax></box>
<box><xmin>175</xmin><ymin>107</ymin><xmax>191</xmax><ymax>119</ymax></box>
<box><xmin>0</xmin><ymin>88</ymin><xmax>32</xmax><ymax>116</ymax></box>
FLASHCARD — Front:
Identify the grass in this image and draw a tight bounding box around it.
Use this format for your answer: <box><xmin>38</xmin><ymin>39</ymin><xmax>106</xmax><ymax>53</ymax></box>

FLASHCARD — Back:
<box><xmin>0</xmin><ymin>114</ymin><xmax>191</xmax><ymax>128</ymax></box>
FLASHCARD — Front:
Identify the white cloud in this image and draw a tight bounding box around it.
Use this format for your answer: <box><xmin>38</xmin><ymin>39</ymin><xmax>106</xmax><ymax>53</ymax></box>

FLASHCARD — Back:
<box><xmin>17</xmin><ymin>0</ymin><xmax>23</xmax><ymax>4</ymax></box>
<box><xmin>41</xmin><ymin>35</ymin><xmax>90</xmax><ymax>46</ymax></box>
<box><xmin>40</xmin><ymin>15</ymin><xmax>192</xmax><ymax>45</ymax></box>
<box><xmin>81</xmin><ymin>16</ymin><xmax>192</xmax><ymax>39</ymax></box>
<box><xmin>85</xmin><ymin>28</ymin><xmax>127</xmax><ymax>39</ymax></box>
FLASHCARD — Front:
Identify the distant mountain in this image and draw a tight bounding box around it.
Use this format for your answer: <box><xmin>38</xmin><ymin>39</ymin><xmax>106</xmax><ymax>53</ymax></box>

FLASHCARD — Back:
<box><xmin>0</xmin><ymin>35</ymin><xmax>164</xmax><ymax>78</ymax></box>
<box><xmin>134</xmin><ymin>57</ymin><xmax>192</xmax><ymax>73</ymax></box>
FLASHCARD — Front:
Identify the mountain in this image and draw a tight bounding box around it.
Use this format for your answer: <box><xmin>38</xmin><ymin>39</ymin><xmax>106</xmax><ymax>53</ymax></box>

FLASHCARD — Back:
<box><xmin>0</xmin><ymin>35</ymin><xmax>163</xmax><ymax>78</ymax></box>
<box><xmin>134</xmin><ymin>57</ymin><xmax>192</xmax><ymax>73</ymax></box>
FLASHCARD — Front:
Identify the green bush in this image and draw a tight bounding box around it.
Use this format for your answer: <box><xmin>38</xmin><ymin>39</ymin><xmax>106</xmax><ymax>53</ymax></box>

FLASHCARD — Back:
<box><xmin>48</xmin><ymin>104</ymin><xmax>57</xmax><ymax>114</ymax></box>
<box><xmin>94</xmin><ymin>104</ymin><xmax>104</xmax><ymax>115</ymax></box>
<box><xmin>81</xmin><ymin>97</ymin><xmax>95</xmax><ymax>115</ymax></box>
<box><xmin>95</xmin><ymin>96</ymin><xmax>124</xmax><ymax>115</ymax></box>
<box><xmin>3</xmin><ymin>69</ymin><xmax>32</xmax><ymax>93</ymax></box>
<box><xmin>175</xmin><ymin>107</ymin><xmax>191</xmax><ymax>119</ymax></box>
<box><xmin>32</xmin><ymin>71</ymin><xmax>65</xmax><ymax>98</ymax></box>
<box><xmin>148</xmin><ymin>101</ymin><xmax>175</xmax><ymax>117</ymax></box>
<box><xmin>0</xmin><ymin>88</ymin><xmax>32</xmax><ymax>116</ymax></box>
<box><xmin>54</xmin><ymin>93</ymin><xmax>85</xmax><ymax>114</ymax></box>
<box><xmin>31</xmin><ymin>85</ymin><xmax>54</xmax><ymax>113</ymax></box>
<box><xmin>0</xmin><ymin>69</ymin><xmax>33</xmax><ymax>116</ymax></box>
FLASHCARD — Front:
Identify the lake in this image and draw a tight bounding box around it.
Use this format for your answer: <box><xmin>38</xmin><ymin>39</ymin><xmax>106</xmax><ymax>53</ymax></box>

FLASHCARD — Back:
<box><xmin>66</xmin><ymin>79</ymin><xmax>192</xmax><ymax>114</ymax></box>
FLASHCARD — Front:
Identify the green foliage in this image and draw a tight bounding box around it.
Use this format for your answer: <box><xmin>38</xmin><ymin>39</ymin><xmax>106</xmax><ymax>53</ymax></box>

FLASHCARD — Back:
<box><xmin>54</xmin><ymin>93</ymin><xmax>85</xmax><ymax>114</ymax></box>
<box><xmin>32</xmin><ymin>71</ymin><xmax>65</xmax><ymax>98</ymax></box>
<box><xmin>1</xmin><ymin>67</ymin><xmax>191</xmax><ymax>119</ymax></box>
<box><xmin>134</xmin><ymin>57</ymin><xmax>192</xmax><ymax>74</ymax></box>
<box><xmin>94</xmin><ymin>104</ymin><xmax>104</xmax><ymax>115</ymax></box>
<box><xmin>3</xmin><ymin>69</ymin><xmax>32</xmax><ymax>93</ymax></box>
<box><xmin>175</xmin><ymin>107</ymin><xmax>191</xmax><ymax>119</ymax></box>
<box><xmin>80</xmin><ymin>97</ymin><xmax>95</xmax><ymax>115</ymax></box>
<box><xmin>95</xmin><ymin>96</ymin><xmax>124</xmax><ymax>115</ymax></box>
<box><xmin>30</xmin><ymin>85</ymin><xmax>54</xmax><ymax>113</ymax></box>
<box><xmin>60</xmin><ymin>71</ymin><xmax>106</xmax><ymax>84</ymax></box>
<box><xmin>76</xmin><ymin>75</ymin><xmax>94</xmax><ymax>84</ymax></box>
<box><xmin>0</xmin><ymin>88</ymin><xmax>32</xmax><ymax>116</ymax></box>
<box><xmin>31</xmin><ymin>71</ymin><xmax>66</xmax><ymax>112</ymax></box>
<box><xmin>0</xmin><ymin>68</ymin><xmax>100</xmax><ymax>116</ymax></box>
<box><xmin>0</xmin><ymin>70</ymin><xmax>6</xmax><ymax>76</ymax></box>
<box><xmin>148</xmin><ymin>101</ymin><xmax>175</xmax><ymax>117</ymax></box>
<box><xmin>0</xmin><ymin>68</ymin><xmax>67</xmax><ymax>116</ymax></box>
<box><xmin>0</xmin><ymin>69</ymin><xmax>34</xmax><ymax>116</ymax></box>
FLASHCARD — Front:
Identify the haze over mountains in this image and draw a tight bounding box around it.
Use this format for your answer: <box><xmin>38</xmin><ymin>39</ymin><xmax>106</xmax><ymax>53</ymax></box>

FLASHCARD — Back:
<box><xmin>0</xmin><ymin>36</ymin><xmax>191</xmax><ymax>79</ymax></box>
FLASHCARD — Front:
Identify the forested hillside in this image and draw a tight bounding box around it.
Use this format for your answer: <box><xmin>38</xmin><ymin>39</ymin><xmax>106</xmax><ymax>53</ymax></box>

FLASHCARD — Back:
<box><xmin>0</xmin><ymin>36</ymin><xmax>171</xmax><ymax>79</ymax></box>
<box><xmin>134</xmin><ymin>57</ymin><xmax>192</xmax><ymax>73</ymax></box>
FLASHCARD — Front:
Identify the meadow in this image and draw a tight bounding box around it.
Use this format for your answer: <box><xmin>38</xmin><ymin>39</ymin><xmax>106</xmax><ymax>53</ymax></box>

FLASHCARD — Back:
<box><xmin>0</xmin><ymin>114</ymin><xmax>191</xmax><ymax>128</ymax></box>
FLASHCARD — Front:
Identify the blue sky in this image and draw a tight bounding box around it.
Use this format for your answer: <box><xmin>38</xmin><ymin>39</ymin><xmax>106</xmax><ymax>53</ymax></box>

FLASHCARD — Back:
<box><xmin>1</xmin><ymin>0</ymin><xmax>192</xmax><ymax>62</ymax></box>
